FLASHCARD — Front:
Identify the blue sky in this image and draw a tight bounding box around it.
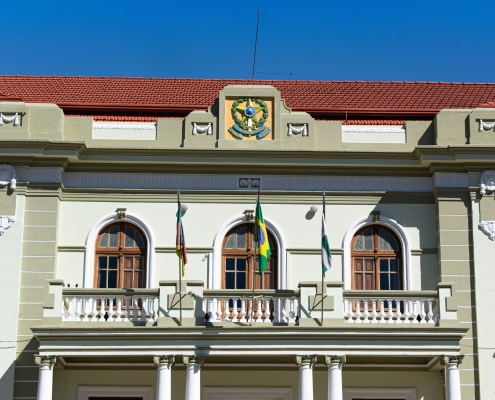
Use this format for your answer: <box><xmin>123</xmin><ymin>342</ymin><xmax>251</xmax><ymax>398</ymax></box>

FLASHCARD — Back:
<box><xmin>2</xmin><ymin>0</ymin><xmax>494</xmax><ymax>82</ymax></box>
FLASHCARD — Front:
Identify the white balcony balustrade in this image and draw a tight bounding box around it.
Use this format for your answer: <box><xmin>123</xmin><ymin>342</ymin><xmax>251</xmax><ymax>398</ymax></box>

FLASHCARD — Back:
<box><xmin>202</xmin><ymin>289</ymin><xmax>300</xmax><ymax>323</ymax></box>
<box><xmin>343</xmin><ymin>290</ymin><xmax>438</xmax><ymax>324</ymax></box>
<box><xmin>61</xmin><ymin>288</ymin><xmax>159</xmax><ymax>323</ymax></box>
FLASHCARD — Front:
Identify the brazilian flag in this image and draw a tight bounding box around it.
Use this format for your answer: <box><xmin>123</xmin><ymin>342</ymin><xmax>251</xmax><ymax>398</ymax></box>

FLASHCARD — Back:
<box><xmin>254</xmin><ymin>197</ymin><xmax>271</xmax><ymax>275</ymax></box>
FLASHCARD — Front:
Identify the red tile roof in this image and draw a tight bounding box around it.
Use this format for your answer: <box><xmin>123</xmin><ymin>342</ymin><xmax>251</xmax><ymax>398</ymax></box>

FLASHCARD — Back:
<box><xmin>1</xmin><ymin>76</ymin><xmax>495</xmax><ymax>118</ymax></box>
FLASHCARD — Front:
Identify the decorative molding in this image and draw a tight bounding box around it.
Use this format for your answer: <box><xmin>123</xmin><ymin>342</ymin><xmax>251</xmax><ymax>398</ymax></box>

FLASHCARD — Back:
<box><xmin>0</xmin><ymin>216</ymin><xmax>15</xmax><ymax>236</ymax></box>
<box><xmin>239</xmin><ymin>177</ymin><xmax>261</xmax><ymax>189</ymax></box>
<box><xmin>78</xmin><ymin>386</ymin><xmax>153</xmax><ymax>400</ymax></box>
<box><xmin>287</xmin><ymin>123</ymin><xmax>308</xmax><ymax>136</ymax></box>
<box><xmin>203</xmin><ymin>387</ymin><xmax>292</xmax><ymax>400</ymax></box>
<box><xmin>92</xmin><ymin>122</ymin><xmax>156</xmax><ymax>130</ymax></box>
<box><xmin>343</xmin><ymin>387</ymin><xmax>416</xmax><ymax>400</ymax></box>
<box><xmin>433</xmin><ymin>172</ymin><xmax>470</xmax><ymax>189</ymax></box>
<box><xmin>0</xmin><ymin>112</ymin><xmax>20</xmax><ymax>126</ymax></box>
<box><xmin>192</xmin><ymin>122</ymin><xmax>213</xmax><ymax>135</ymax></box>
<box><xmin>295</xmin><ymin>355</ymin><xmax>317</xmax><ymax>367</ymax></box>
<box><xmin>244</xmin><ymin>209</ymin><xmax>255</xmax><ymax>221</ymax></box>
<box><xmin>478</xmin><ymin>119</ymin><xmax>495</xmax><ymax>132</ymax></box>
<box><xmin>342</xmin><ymin>125</ymin><xmax>405</xmax><ymax>133</ymax></box>
<box><xmin>27</xmin><ymin>167</ymin><xmax>63</xmax><ymax>184</ymax></box>
<box><xmin>34</xmin><ymin>355</ymin><xmax>57</xmax><ymax>368</ymax></box>
<box><xmin>478</xmin><ymin>221</ymin><xmax>495</xmax><ymax>240</ymax></box>
<box><xmin>116</xmin><ymin>207</ymin><xmax>126</xmax><ymax>219</ymax></box>
<box><xmin>0</xmin><ymin>164</ymin><xmax>16</xmax><ymax>189</ymax></box>
<box><xmin>440</xmin><ymin>354</ymin><xmax>464</xmax><ymax>367</ymax></box>
<box><xmin>479</xmin><ymin>170</ymin><xmax>495</xmax><ymax>195</ymax></box>
<box><xmin>183</xmin><ymin>355</ymin><xmax>205</xmax><ymax>367</ymax></box>
<box><xmin>324</xmin><ymin>355</ymin><xmax>346</xmax><ymax>369</ymax></box>
<box><xmin>153</xmin><ymin>355</ymin><xmax>175</xmax><ymax>368</ymax></box>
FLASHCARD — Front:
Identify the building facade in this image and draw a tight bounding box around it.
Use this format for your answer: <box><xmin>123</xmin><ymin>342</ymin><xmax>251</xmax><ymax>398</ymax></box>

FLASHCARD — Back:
<box><xmin>1</xmin><ymin>77</ymin><xmax>495</xmax><ymax>400</ymax></box>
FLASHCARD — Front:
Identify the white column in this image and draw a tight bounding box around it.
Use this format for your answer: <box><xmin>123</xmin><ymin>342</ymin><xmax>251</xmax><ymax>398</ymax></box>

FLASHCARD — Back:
<box><xmin>154</xmin><ymin>355</ymin><xmax>175</xmax><ymax>400</ymax></box>
<box><xmin>183</xmin><ymin>355</ymin><xmax>204</xmax><ymax>400</ymax></box>
<box><xmin>441</xmin><ymin>355</ymin><xmax>464</xmax><ymax>400</ymax></box>
<box><xmin>34</xmin><ymin>355</ymin><xmax>57</xmax><ymax>400</ymax></box>
<box><xmin>295</xmin><ymin>355</ymin><xmax>317</xmax><ymax>400</ymax></box>
<box><xmin>324</xmin><ymin>355</ymin><xmax>346</xmax><ymax>400</ymax></box>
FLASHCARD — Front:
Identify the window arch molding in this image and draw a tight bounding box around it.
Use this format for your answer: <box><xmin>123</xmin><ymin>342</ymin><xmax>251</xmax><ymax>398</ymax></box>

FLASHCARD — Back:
<box><xmin>342</xmin><ymin>214</ymin><xmax>411</xmax><ymax>290</ymax></box>
<box><xmin>84</xmin><ymin>212</ymin><xmax>156</xmax><ymax>288</ymax></box>
<box><xmin>212</xmin><ymin>214</ymin><xmax>286</xmax><ymax>290</ymax></box>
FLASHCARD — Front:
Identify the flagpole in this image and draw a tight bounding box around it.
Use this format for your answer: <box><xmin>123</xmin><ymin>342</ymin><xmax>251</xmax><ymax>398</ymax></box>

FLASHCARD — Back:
<box><xmin>322</xmin><ymin>190</ymin><xmax>326</xmax><ymax>326</ymax></box>
<box><xmin>250</xmin><ymin>186</ymin><xmax>260</xmax><ymax>326</ymax></box>
<box><xmin>178</xmin><ymin>189</ymin><xmax>183</xmax><ymax>326</ymax></box>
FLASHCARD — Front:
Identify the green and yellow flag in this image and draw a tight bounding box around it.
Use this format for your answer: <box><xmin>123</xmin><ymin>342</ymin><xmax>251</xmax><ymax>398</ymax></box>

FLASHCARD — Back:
<box><xmin>254</xmin><ymin>196</ymin><xmax>271</xmax><ymax>275</ymax></box>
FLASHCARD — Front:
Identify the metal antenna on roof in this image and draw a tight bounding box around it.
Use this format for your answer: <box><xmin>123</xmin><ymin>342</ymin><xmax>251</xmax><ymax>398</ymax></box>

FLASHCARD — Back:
<box><xmin>251</xmin><ymin>9</ymin><xmax>260</xmax><ymax>80</ymax></box>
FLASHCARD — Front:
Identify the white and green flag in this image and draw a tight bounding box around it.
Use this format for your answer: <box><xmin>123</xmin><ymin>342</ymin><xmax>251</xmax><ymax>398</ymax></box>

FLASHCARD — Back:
<box><xmin>321</xmin><ymin>214</ymin><xmax>332</xmax><ymax>277</ymax></box>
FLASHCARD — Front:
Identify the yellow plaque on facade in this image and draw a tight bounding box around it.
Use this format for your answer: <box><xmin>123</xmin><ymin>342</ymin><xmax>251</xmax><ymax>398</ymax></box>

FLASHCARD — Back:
<box><xmin>225</xmin><ymin>97</ymin><xmax>274</xmax><ymax>140</ymax></box>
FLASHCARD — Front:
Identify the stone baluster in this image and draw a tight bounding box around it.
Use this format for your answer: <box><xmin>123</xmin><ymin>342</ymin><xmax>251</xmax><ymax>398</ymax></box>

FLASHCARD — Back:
<box><xmin>123</xmin><ymin>297</ymin><xmax>131</xmax><ymax>322</ymax></box>
<box><xmin>99</xmin><ymin>298</ymin><xmax>106</xmax><ymax>322</ymax></box>
<box><xmin>247</xmin><ymin>298</ymin><xmax>254</xmax><ymax>323</ymax></box>
<box><xmin>441</xmin><ymin>355</ymin><xmax>463</xmax><ymax>400</ymax></box>
<box><xmin>295</xmin><ymin>355</ymin><xmax>317</xmax><ymax>400</ymax></box>
<box><xmin>281</xmin><ymin>298</ymin><xmax>289</xmax><ymax>323</ymax></box>
<box><xmin>183</xmin><ymin>355</ymin><xmax>204</xmax><ymax>400</ymax></box>
<box><xmin>107</xmin><ymin>298</ymin><xmax>114</xmax><ymax>322</ymax></box>
<box><xmin>215</xmin><ymin>298</ymin><xmax>222</xmax><ymax>322</ymax></box>
<box><xmin>91</xmin><ymin>298</ymin><xmax>98</xmax><ymax>322</ymax></box>
<box><xmin>379</xmin><ymin>299</ymin><xmax>386</xmax><ymax>323</ymax></box>
<box><xmin>207</xmin><ymin>297</ymin><xmax>215</xmax><ymax>322</ymax></box>
<box><xmin>239</xmin><ymin>297</ymin><xmax>247</xmax><ymax>323</ymax></box>
<box><xmin>419</xmin><ymin>299</ymin><xmax>426</xmax><ymax>324</ymax></box>
<box><xmin>74</xmin><ymin>297</ymin><xmax>82</xmax><ymax>321</ymax></box>
<box><xmin>362</xmin><ymin>300</ymin><xmax>370</xmax><ymax>323</ymax></box>
<box><xmin>386</xmin><ymin>299</ymin><xmax>394</xmax><ymax>323</ymax></box>
<box><xmin>154</xmin><ymin>355</ymin><xmax>175</xmax><ymax>400</ymax></box>
<box><xmin>149</xmin><ymin>296</ymin><xmax>156</xmax><ymax>323</ymax></box>
<box><xmin>272</xmin><ymin>298</ymin><xmax>280</xmax><ymax>323</ymax></box>
<box><xmin>231</xmin><ymin>298</ymin><xmax>238</xmax><ymax>322</ymax></box>
<box><xmin>256</xmin><ymin>297</ymin><xmax>263</xmax><ymax>322</ymax></box>
<box><xmin>81</xmin><ymin>297</ymin><xmax>90</xmax><ymax>322</ymax></box>
<box><xmin>370</xmin><ymin>299</ymin><xmax>378</xmax><ymax>323</ymax></box>
<box><xmin>411</xmin><ymin>299</ymin><xmax>419</xmax><ymax>324</ymax></box>
<box><xmin>355</xmin><ymin>300</ymin><xmax>361</xmax><ymax>323</ymax></box>
<box><xmin>403</xmin><ymin>299</ymin><xmax>411</xmax><ymax>324</ymax></box>
<box><xmin>427</xmin><ymin>299</ymin><xmax>435</xmax><ymax>324</ymax></box>
<box><xmin>264</xmin><ymin>297</ymin><xmax>271</xmax><ymax>322</ymax></box>
<box><xmin>132</xmin><ymin>296</ymin><xmax>139</xmax><ymax>322</ymax></box>
<box><xmin>141</xmin><ymin>296</ymin><xmax>148</xmax><ymax>322</ymax></box>
<box><xmin>288</xmin><ymin>298</ymin><xmax>296</xmax><ymax>323</ymax></box>
<box><xmin>223</xmin><ymin>298</ymin><xmax>230</xmax><ymax>322</ymax></box>
<box><xmin>346</xmin><ymin>300</ymin><xmax>354</xmax><ymax>323</ymax></box>
<box><xmin>115</xmin><ymin>297</ymin><xmax>123</xmax><ymax>322</ymax></box>
<box><xmin>325</xmin><ymin>355</ymin><xmax>346</xmax><ymax>400</ymax></box>
<box><xmin>395</xmin><ymin>299</ymin><xmax>402</xmax><ymax>324</ymax></box>
<box><xmin>34</xmin><ymin>355</ymin><xmax>57</xmax><ymax>400</ymax></box>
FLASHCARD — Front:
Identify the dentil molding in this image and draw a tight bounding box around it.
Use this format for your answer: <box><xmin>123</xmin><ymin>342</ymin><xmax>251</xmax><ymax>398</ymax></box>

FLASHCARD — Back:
<box><xmin>0</xmin><ymin>164</ymin><xmax>16</xmax><ymax>190</ymax></box>
<box><xmin>0</xmin><ymin>216</ymin><xmax>15</xmax><ymax>236</ymax></box>
<box><xmin>25</xmin><ymin>168</ymin><xmax>473</xmax><ymax>192</ymax></box>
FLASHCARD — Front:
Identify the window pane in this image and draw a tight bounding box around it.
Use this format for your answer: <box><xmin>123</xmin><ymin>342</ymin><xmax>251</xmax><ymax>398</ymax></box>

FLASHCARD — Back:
<box><xmin>379</xmin><ymin>259</ymin><xmax>388</xmax><ymax>272</ymax></box>
<box><xmin>99</xmin><ymin>232</ymin><xmax>109</xmax><ymax>248</ymax></box>
<box><xmin>379</xmin><ymin>229</ymin><xmax>389</xmax><ymax>251</ymax></box>
<box><xmin>237</xmin><ymin>258</ymin><xmax>246</xmax><ymax>271</ymax></box>
<box><xmin>236</xmin><ymin>227</ymin><xmax>246</xmax><ymax>248</ymax></box>
<box><xmin>390</xmin><ymin>271</ymin><xmax>400</xmax><ymax>290</ymax></box>
<box><xmin>380</xmin><ymin>272</ymin><xmax>389</xmax><ymax>290</ymax></box>
<box><xmin>390</xmin><ymin>259</ymin><xmax>399</xmax><ymax>272</ymax></box>
<box><xmin>108</xmin><ymin>257</ymin><xmax>118</xmax><ymax>269</ymax></box>
<box><xmin>237</xmin><ymin>272</ymin><xmax>246</xmax><ymax>289</ymax></box>
<box><xmin>226</xmin><ymin>258</ymin><xmax>235</xmax><ymax>271</ymax></box>
<box><xmin>225</xmin><ymin>272</ymin><xmax>235</xmax><ymax>289</ymax></box>
<box><xmin>389</xmin><ymin>234</ymin><xmax>399</xmax><ymax>251</ymax></box>
<box><xmin>98</xmin><ymin>256</ymin><xmax>107</xmax><ymax>270</ymax></box>
<box><xmin>135</xmin><ymin>231</ymin><xmax>144</xmax><ymax>248</ymax></box>
<box><xmin>225</xmin><ymin>234</ymin><xmax>235</xmax><ymax>249</ymax></box>
<box><xmin>99</xmin><ymin>270</ymin><xmax>107</xmax><ymax>288</ymax></box>
<box><xmin>363</xmin><ymin>229</ymin><xmax>373</xmax><ymax>250</ymax></box>
<box><xmin>124</xmin><ymin>226</ymin><xmax>136</xmax><ymax>248</ymax></box>
<box><xmin>108</xmin><ymin>270</ymin><xmax>118</xmax><ymax>288</ymax></box>
<box><xmin>109</xmin><ymin>226</ymin><xmax>119</xmax><ymax>247</ymax></box>
<box><xmin>354</xmin><ymin>235</ymin><xmax>363</xmax><ymax>251</ymax></box>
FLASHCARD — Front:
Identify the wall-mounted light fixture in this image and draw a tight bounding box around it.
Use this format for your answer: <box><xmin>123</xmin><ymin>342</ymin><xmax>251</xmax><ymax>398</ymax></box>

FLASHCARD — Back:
<box><xmin>309</xmin><ymin>205</ymin><xmax>318</xmax><ymax>213</ymax></box>
<box><xmin>181</xmin><ymin>203</ymin><xmax>189</xmax><ymax>213</ymax></box>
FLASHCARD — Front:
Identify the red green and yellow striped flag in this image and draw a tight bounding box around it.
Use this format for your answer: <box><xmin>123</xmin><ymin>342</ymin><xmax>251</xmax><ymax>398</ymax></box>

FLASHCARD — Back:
<box><xmin>176</xmin><ymin>203</ymin><xmax>188</xmax><ymax>276</ymax></box>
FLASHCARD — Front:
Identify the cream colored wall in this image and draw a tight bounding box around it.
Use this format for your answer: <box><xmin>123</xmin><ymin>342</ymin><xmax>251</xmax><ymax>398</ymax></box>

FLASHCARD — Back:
<box><xmin>52</xmin><ymin>368</ymin><xmax>442</xmax><ymax>400</ymax></box>
<box><xmin>57</xmin><ymin>200</ymin><xmax>437</xmax><ymax>290</ymax></box>
<box><xmin>471</xmin><ymin>198</ymin><xmax>495</xmax><ymax>400</ymax></box>
<box><xmin>0</xmin><ymin>189</ymin><xmax>25</xmax><ymax>400</ymax></box>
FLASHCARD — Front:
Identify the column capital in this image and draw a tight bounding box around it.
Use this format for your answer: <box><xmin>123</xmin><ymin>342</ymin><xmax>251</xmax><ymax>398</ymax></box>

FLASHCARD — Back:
<box><xmin>34</xmin><ymin>355</ymin><xmax>57</xmax><ymax>369</ymax></box>
<box><xmin>324</xmin><ymin>355</ymin><xmax>346</xmax><ymax>369</ymax></box>
<box><xmin>440</xmin><ymin>354</ymin><xmax>464</xmax><ymax>367</ymax></box>
<box><xmin>153</xmin><ymin>355</ymin><xmax>175</xmax><ymax>368</ymax></box>
<box><xmin>295</xmin><ymin>355</ymin><xmax>317</xmax><ymax>367</ymax></box>
<box><xmin>183</xmin><ymin>355</ymin><xmax>204</xmax><ymax>368</ymax></box>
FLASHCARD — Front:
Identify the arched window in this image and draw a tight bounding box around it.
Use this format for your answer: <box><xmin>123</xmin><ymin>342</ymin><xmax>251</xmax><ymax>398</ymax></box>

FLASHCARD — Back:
<box><xmin>95</xmin><ymin>222</ymin><xmax>147</xmax><ymax>289</ymax></box>
<box><xmin>351</xmin><ymin>225</ymin><xmax>402</xmax><ymax>290</ymax></box>
<box><xmin>222</xmin><ymin>223</ymin><xmax>278</xmax><ymax>290</ymax></box>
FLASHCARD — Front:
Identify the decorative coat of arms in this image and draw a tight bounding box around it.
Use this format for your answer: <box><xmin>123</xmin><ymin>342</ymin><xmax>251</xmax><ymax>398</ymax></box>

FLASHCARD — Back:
<box><xmin>228</xmin><ymin>97</ymin><xmax>271</xmax><ymax>139</ymax></box>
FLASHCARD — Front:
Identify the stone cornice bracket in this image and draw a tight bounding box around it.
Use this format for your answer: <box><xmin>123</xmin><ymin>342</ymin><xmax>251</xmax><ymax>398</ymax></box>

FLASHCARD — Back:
<box><xmin>153</xmin><ymin>355</ymin><xmax>175</xmax><ymax>368</ymax></box>
<box><xmin>0</xmin><ymin>164</ymin><xmax>16</xmax><ymax>190</ymax></box>
<box><xmin>34</xmin><ymin>355</ymin><xmax>58</xmax><ymax>369</ymax></box>
<box><xmin>440</xmin><ymin>355</ymin><xmax>464</xmax><ymax>368</ymax></box>
<box><xmin>295</xmin><ymin>355</ymin><xmax>317</xmax><ymax>368</ymax></box>
<box><xmin>0</xmin><ymin>216</ymin><xmax>15</xmax><ymax>236</ymax></box>
<box><xmin>479</xmin><ymin>170</ymin><xmax>495</xmax><ymax>195</ymax></box>
<box><xmin>183</xmin><ymin>355</ymin><xmax>205</xmax><ymax>367</ymax></box>
<box><xmin>478</xmin><ymin>221</ymin><xmax>495</xmax><ymax>240</ymax></box>
<box><xmin>478</xmin><ymin>119</ymin><xmax>495</xmax><ymax>132</ymax></box>
<box><xmin>116</xmin><ymin>208</ymin><xmax>127</xmax><ymax>219</ymax></box>
<box><xmin>324</xmin><ymin>355</ymin><xmax>346</xmax><ymax>369</ymax></box>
